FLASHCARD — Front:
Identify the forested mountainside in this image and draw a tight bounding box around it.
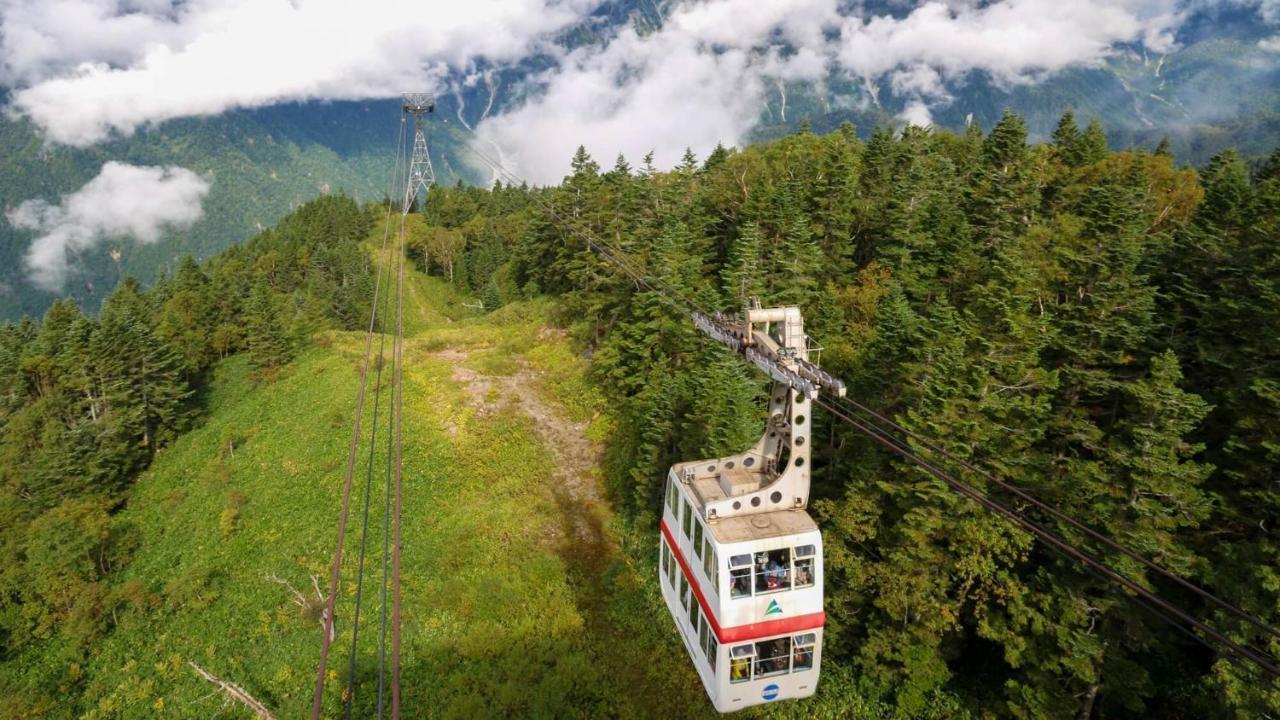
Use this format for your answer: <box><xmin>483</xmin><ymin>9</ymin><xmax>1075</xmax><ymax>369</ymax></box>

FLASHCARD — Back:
<box><xmin>0</xmin><ymin>196</ymin><xmax>373</xmax><ymax>716</ymax></box>
<box><xmin>1</xmin><ymin>111</ymin><xmax>1277</xmax><ymax>718</ymax></box>
<box><xmin>0</xmin><ymin>108</ymin><xmax>393</xmax><ymax>322</ymax></box>
<box><xmin>411</xmin><ymin>114</ymin><xmax>1280</xmax><ymax>718</ymax></box>
<box><xmin>4</xmin><ymin>1</ymin><xmax>1280</xmax><ymax>324</ymax></box>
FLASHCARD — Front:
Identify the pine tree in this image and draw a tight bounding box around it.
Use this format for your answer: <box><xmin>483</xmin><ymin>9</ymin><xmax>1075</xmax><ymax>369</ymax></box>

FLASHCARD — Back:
<box><xmin>1052</xmin><ymin>110</ymin><xmax>1082</xmax><ymax>166</ymax></box>
<box><xmin>720</xmin><ymin>222</ymin><xmax>763</xmax><ymax>304</ymax></box>
<box><xmin>676</xmin><ymin>147</ymin><xmax>699</xmax><ymax>174</ymax></box>
<box><xmin>95</xmin><ymin>281</ymin><xmax>192</xmax><ymax>462</ymax></box>
<box><xmin>244</xmin><ymin>279</ymin><xmax>293</xmax><ymax>375</ymax></box>
<box><xmin>703</xmin><ymin>143</ymin><xmax>732</xmax><ymax>171</ymax></box>
<box><xmin>1079</xmin><ymin>117</ymin><xmax>1109</xmax><ymax>165</ymax></box>
<box><xmin>970</xmin><ymin>111</ymin><xmax>1037</xmax><ymax>256</ymax></box>
<box><xmin>156</xmin><ymin>256</ymin><xmax>213</xmax><ymax>376</ymax></box>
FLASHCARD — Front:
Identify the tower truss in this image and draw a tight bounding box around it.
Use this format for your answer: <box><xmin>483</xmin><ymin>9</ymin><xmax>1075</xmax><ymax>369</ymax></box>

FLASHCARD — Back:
<box><xmin>401</xmin><ymin>93</ymin><xmax>436</xmax><ymax>214</ymax></box>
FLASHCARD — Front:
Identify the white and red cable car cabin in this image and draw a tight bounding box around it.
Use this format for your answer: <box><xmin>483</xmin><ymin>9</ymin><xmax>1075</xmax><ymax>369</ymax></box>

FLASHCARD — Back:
<box><xmin>659</xmin><ymin>304</ymin><xmax>844</xmax><ymax>713</ymax></box>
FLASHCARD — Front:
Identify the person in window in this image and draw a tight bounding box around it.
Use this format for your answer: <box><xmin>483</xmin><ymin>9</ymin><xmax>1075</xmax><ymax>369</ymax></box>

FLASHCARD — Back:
<box><xmin>795</xmin><ymin>562</ymin><xmax>812</xmax><ymax>587</ymax></box>
<box><xmin>765</xmin><ymin>554</ymin><xmax>787</xmax><ymax>589</ymax></box>
<box><xmin>793</xmin><ymin>645</ymin><xmax>813</xmax><ymax>671</ymax></box>
<box><xmin>732</xmin><ymin>575</ymin><xmax>751</xmax><ymax>598</ymax></box>
<box><xmin>730</xmin><ymin>658</ymin><xmax>750</xmax><ymax>683</ymax></box>
<box><xmin>755</xmin><ymin>639</ymin><xmax>789</xmax><ymax>675</ymax></box>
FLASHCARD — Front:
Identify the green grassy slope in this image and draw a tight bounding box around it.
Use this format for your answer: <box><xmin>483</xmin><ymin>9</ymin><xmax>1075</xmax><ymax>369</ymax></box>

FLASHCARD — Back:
<box><xmin>5</xmin><ymin>233</ymin><xmax>725</xmax><ymax>717</ymax></box>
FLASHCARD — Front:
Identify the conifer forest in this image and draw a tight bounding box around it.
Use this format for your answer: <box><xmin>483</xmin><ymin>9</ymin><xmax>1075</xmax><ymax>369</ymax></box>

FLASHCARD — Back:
<box><xmin>2</xmin><ymin>112</ymin><xmax>1279</xmax><ymax>719</ymax></box>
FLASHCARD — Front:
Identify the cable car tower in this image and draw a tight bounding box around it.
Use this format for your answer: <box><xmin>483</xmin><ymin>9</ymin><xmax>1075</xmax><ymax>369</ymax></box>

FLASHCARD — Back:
<box><xmin>401</xmin><ymin>93</ymin><xmax>436</xmax><ymax>214</ymax></box>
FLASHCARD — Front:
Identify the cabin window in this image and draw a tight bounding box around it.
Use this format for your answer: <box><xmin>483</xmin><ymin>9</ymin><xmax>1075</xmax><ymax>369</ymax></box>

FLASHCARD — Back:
<box><xmin>682</xmin><ymin>499</ymin><xmax>693</xmax><ymax>539</ymax></box>
<box><xmin>690</xmin><ymin>599</ymin><xmax>700</xmax><ymax>637</ymax></box>
<box><xmin>666</xmin><ymin>479</ymin><xmax>678</xmax><ymax>516</ymax></box>
<box><xmin>729</xmin><ymin>645</ymin><xmax>754</xmax><ymax>684</ymax></box>
<box><xmin>794</xmin><ymin>544</ymin><xmax>816</xmax><ymax>588</ymax></box>
<box><xmin>754</xmin><ymin>636</ymin><xmax>791</xmax><ymax>678</ymax></box>
<box><xmin>706</xmin><ymin>634</ymin><xmax>719</xmax><ymax>673</ymax></box>
<box><xmin>793</xmin><ymin>633</ymin><xmax>815</xmax><ymax>672</ymax></box>
<box><xmin>729</xmin><ymin>554</ymin><xmax>752</xmax><ymax>599</ymax></box>
<box><xmin>702</xmin><ymin>542</ymin><xmax>716</xmax><ymax>582</ymax></box>
<box><xmin>693</xmin><ymin>521</ymin><xmax>704</xmax><ymax>560</ymax></box>
<box><xmin>667</xmin><ymin>547</ymin><xmax>677</xmax><ymax>588</ymax></box>
<box><xmin>660</xmin><ymin>539</ymin><xmax>668</xmax><ymax>577</ymax></box>
<box><xmin>698</xmin><ymin>616</ymin><xmax>709</xmax><ymax>659</ymax></box>
<box><xmin>755</xmin><ymin>548</ymin><xmax>792</xmax><ymax>593</ymax></box>
<box><xmin>680</xmin><ymin>574</ymin><xmax>689</xmax><ymax>611</ymax></box>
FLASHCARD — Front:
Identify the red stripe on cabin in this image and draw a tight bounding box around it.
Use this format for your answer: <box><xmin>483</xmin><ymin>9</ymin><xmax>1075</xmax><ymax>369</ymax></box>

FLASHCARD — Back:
<box><xmin>660</xmin><ymin>518</ymin><xmax>825</xmax><ymax>645</ymax></box>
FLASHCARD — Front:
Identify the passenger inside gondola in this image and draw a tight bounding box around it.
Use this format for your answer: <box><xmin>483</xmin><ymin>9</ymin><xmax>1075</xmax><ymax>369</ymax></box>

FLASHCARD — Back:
<box><xmin>794</xmin><ymin>561</ymin><xmax>812</xmax><ymax>587</ymax></box>
<box><xmin>730</xmin><ymin>645</ymin><xmax>754</xmax><ymax>684</ymax></box>
<box><xmin>756</xmin><ymin>549</ymin><xmax>791</xmax><ymax>593</ymax></box>
<box><xmin>793</xmin><ymin>644</ymin><xmax>813</xmax><ymax>671</ymax></box>
<box><xmin>755</xmin><ymin>637</ymin><xmax>791</xmax><ymax>676</ymax></box>
<box><xmin>792</xmin><ymin>633</ymin><xmax>816</xmax><ymax>671</ymax></box>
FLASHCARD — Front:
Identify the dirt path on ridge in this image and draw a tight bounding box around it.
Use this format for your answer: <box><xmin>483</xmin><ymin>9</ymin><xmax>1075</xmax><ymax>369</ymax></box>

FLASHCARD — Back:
<box><xmin>435</xmin><ymin>347</ymin><xmax>605</xmax><ymax>546</ymax></box>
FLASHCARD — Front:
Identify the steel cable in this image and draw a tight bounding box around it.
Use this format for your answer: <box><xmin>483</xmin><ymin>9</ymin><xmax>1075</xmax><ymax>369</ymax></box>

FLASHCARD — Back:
<box><xmin>311</xmin><ymin>113</ymin><xmax>408</xmax><ymax>720</ymax></box>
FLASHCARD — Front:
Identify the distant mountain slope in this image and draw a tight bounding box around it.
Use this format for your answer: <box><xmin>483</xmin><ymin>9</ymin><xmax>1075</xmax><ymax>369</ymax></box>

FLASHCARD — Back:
<box><xmin>3</xmin><ymin>0</ymin><xmax>1278</xmax><ymax>321</ymax></box>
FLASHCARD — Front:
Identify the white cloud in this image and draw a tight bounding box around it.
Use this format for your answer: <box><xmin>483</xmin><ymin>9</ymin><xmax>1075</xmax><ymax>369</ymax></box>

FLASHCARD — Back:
<box><xmin>3</xmin><ymin>0</ymin><xmax>598</xmax><ymax>146</ymax></box>
<box><xmin>0</xmin><ymin>0</ymin><xmax>1210</xmax><ymax>183</ymax></box>
<box><xmin>471</xmin><ymin>0</ymin><xmax>842</xmax><ymax>184</ymax></box>
<box><xmin>474</xmin><ymin>0</ymin><xmax>1186</xmax><ymax>183</ymax></box>
<box><xmin>834</xmin><ymin>1</ymin><xmax>1179</xmax><ymax>84</ymax></box>
<box><xmin>900</xmin><ymin>99</ymin><xmax>935</xmax><ymax>127</ymax></box>
<box><xmin>6</xmin><ymin>162</ymin><xmax>210</xmax><ymax>290</ymax></box>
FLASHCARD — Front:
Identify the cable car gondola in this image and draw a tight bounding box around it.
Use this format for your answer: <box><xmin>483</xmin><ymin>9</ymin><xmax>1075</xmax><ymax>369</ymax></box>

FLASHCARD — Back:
<box><xmin>659</xmin><ymin>304</ymin><xmax>842</xmax><ymax>713</ymax></box>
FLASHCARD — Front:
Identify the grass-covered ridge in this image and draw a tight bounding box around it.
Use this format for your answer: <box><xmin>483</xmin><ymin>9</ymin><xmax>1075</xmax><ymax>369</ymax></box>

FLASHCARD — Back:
<box><xmin>3</xmin><ymin>248</ymin><xmax>729</xmax><ymax>717</ymax></box>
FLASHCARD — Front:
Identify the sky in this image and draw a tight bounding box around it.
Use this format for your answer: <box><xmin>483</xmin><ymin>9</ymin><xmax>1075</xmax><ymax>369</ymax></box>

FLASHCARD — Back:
<box><xmin>1</xmin><ymin>0</ymin><xmax>1277</xmax><ymax>289</ymax></box>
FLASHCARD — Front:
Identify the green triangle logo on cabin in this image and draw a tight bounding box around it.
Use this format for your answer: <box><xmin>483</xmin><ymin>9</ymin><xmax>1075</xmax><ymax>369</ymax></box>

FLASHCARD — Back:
<box><xmin>765</xmin><ymin>599</ymin><xmax>783</xmax><ymax>616</ymax></box>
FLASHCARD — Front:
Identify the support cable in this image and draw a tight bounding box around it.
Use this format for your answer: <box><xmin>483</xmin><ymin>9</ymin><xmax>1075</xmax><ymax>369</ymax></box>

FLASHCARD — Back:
<box><xmin>311</xmin><ymin>114</ymin><xmax>407</xmax><ymax>720</ymax></box>
<box><xmin>390</xmin><ymin>185</ymin><xmax>407</xmax><ymax>720</ymax></box>
<box><xmin>343</xmin><ymin>116</ymin><xmax>408</xmax><ymax>719</ymax></box>
<box><xmin>813</xmin><ymin>397</ymin><xmax>1280</xmax><ymax>680</ymax></box>
<box><xmin>375</xmin><ymin>228</ymin><xmax>398</xmax><ymax>718</ymax></box>
<box><xmin>826</xmin><ymin>392</ymin><xmax>1280</xmax><ymax>644</ymax></box>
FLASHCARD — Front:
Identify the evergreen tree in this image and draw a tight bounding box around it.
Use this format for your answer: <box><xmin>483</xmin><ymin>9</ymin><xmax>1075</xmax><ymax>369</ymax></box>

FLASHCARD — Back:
<box><xmin>720</xmin><ymin>222</ymin><xmax>763</xmax><ymax>304</ymax></box>
<box><xmin>244</xmin><ymin>278</ymin><xmax>293</xmax><ymax>375</ymax></box>
<box><xmin>95</xmin><ymin>282</ymin><xmax>192</xmax><ymax>462</ymax></box>
<box><xmin>1052</xmin><ymin>110</ymin><xmax>1082</xmax><ymax>166</ymax></box>
<box><xmin>1079</xmin><ymin>117</ymin><xmax>1109</xmax><ymax>165</ymax></box>
<box><xmin>703</xmin><ymin>143</ymin><xmax>732</xmax><ymax>172</ymax></box>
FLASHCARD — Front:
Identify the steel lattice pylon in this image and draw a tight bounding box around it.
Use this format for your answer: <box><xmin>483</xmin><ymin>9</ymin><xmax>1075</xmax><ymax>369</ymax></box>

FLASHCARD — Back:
<box><xmin>401</xmin><ymin>93</ymin><xmax>436</xmax><ymax>214</ymax></box>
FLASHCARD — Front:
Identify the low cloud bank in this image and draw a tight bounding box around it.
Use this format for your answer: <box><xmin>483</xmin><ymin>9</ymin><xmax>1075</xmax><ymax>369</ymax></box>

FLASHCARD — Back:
<box><xmin>7</xmin><ymin>162</ymin><xmax>210</xmax><ymax>291</ymax></box>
